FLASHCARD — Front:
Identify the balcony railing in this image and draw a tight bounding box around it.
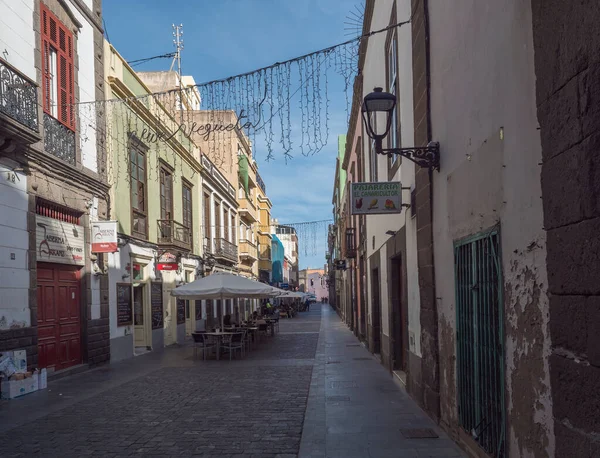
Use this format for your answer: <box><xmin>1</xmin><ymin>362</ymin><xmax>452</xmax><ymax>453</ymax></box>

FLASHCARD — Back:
<box><xmin>157</xmin><ymin>219</ymin><xmax>191</xmax><ymax>251</ymax></box>
<box><xmin>214</xmin><ymin>237</ymin><xmax>238</xmax><ymax>263</ymax></box>
<box><xmin>239</xmin><ymin>239</ymin><xmax>258</xmax><ymax>261</ymax></box>
<box><xmin>44</xmin><ymin>114</ymin><xmax>75</xmax><ymax>165</ymax></box>
<box><xmin>0</xmin><ymin>59</ymin><xmax>39</xmax><ymax>132</ymax></box>
<box><xmin>256</xmin><ymin>172</ymin><xmax>266</xmax><ymax>194</ymax></box>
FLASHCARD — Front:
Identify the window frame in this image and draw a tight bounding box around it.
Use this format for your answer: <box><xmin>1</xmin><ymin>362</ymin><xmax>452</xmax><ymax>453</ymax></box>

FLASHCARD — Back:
<box><xmin>40</xmin><ymin>3</ymin><xmax>75</xmax><ymax>130</ymax></box>
<box><xmin>182</xmin><ymin>179</ymin><xmax>193</xmax><ymax>247</ymax></box>
<box><xmin>129</xmin><ymin>136</ymin><xmax>149</xmax><ymax>240</ymax></box>
<box><xmin>385</xmin><ymin>2</ymin><xmax>402</xmax><ymax>179</ymax></box>
<box><xmin>159</xmin><ymin>162</ymin><xmax>174</xmax><ymax>221</ymax></box>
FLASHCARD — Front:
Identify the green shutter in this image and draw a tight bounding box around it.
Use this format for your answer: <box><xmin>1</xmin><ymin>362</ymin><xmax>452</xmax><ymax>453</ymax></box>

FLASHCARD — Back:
<box><xmin>455</xmin><ymin>227</ymin><xmax>505</xmax><ymax>458</ymax></box>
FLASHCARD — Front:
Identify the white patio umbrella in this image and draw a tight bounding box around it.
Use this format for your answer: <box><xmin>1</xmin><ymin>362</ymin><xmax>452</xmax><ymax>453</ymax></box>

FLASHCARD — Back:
<box><xmin>276</xmin><ymin>291</ymin><xmax>305</xmax><ymax>298</ymax></box>
<box><xmin>171</xmin><ymin>272</ymin><xmax>274</xmax><ymax>300</ymax></box>
<box><xmin>171</xmin><ymin>272</ymin><xmax>274</xmax><ymax>328</ymax></box>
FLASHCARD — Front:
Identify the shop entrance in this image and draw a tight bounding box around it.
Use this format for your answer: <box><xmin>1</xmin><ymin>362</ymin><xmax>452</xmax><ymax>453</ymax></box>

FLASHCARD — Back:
<box><xmin>37</xmin><ymin>263</ymin><xmax>82</xmax><ymax>371</ymax></box>
<box><xmin>134</xmin><ymin>284</ymin><xmax>149</xmax><ymax>349</ymax></box>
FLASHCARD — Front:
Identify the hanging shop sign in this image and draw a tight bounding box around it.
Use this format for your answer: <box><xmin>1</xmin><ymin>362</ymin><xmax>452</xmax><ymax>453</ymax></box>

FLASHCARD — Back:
<box><xmin>36</xmin><ymin>215</ymin><xmax>85</xmax><ymax>266</ymax></box>
<box><xmin>91</xmin><ymin>221</ymin><xmax>118</xmax><ymax>253</ymax></box>
<box><xmin>151</xmin><ymin>282</ymin><xmax>164</xmax><ymax>330</ymax></box>
<box><xmin>350</xmin><ymin>182</ymin><xmax>402</xmax><ymax>215</ymax></box>
<box><xmin>157</xmin><ymin>252</ymin><xmax>179</xmax><ymax>271</ymax></box>
<box><xmin>116</xmin><ymin>283</ymin><xmax>133</xmax><ymax>326</ymax></box>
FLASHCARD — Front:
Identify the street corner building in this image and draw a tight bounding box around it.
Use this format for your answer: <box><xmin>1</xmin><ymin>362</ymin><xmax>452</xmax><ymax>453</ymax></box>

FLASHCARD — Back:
<box><xmin>0</xmin><ymin>0</ymin><xmax>110</xmax><ymax>373</ymax></box>
<box><xmin>328</xmin><ymin>0</ymin><xmax>600</xmax><ymax>457</ymax></box>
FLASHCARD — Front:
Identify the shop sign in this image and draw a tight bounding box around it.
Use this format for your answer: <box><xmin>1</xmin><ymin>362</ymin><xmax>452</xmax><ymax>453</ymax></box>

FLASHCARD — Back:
<box><xmin>350</xmin><ymin>181</ymin><xmax>402</xmax><ymax>215</ymax></box>
<box><xmin>91</xmin><ymin>221</ymin><xmax>118</xmax><ymax>253</ymax></box>
<box><xmin>157</xmin><ymin>251</ymin><xmax>179</xmax><ymax>271</ymax></box>
<box><xmin>36</xmin><ymin>215</ymin><xmax>85</xmax><ymax>266</ymax></box>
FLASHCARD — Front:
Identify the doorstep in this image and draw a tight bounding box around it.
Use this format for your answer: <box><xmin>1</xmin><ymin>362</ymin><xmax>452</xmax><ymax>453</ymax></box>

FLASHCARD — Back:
<box><xmin>393</xmin><ymin>369</ymin><xmax>407</xmax><ymax>389</ymax></box>
<box><xmin>47</xmin><ymin>364</ymin><xmax>89</xmax><ymax>382</ymax></box>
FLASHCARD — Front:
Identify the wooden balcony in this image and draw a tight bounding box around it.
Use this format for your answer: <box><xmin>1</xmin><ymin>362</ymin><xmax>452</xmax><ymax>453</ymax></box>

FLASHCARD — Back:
<box><xmin>157</xmin><ymin>219</ymin><xmax>191</xmax><ymax>251</ymax></box>
<box><xmin>239</xmin><ymin>239</ymin><xmax>258</xmax><ymax>261</ymax></box>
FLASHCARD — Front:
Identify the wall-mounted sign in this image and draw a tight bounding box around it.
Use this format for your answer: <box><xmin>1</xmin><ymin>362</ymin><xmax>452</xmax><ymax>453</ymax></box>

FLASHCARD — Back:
<box><xmin>350</xmin><ymin>182</ymin><xmax>402</xmax><ymax>215</ymax></box>
<box><xmin>176</xmin><ymin>298</ymin><xmax>186</xmax><ymax>325</ymax></box>
<box><xmin>116</xmin><ymin>283</ymin><xmax>133</xmax><ymax>326</ymax></box>
<box><xmin>36</xmin><ymin>215</ymin><xmax>85</xmax><ymax>265</ymax></box>
<box><xmin>151</xmin><ymin>282</ymin><xmax>163</xmax><ymax>330</ymax></box>
<box><xmin>91</xmin><ymin>221</ymin><xmax>118</xmax><ymax>253</ymax></box>
<box><xmin>157</xmin><ymin>251</ymin><xmax>179</xmax><ymax>271</ymax></box>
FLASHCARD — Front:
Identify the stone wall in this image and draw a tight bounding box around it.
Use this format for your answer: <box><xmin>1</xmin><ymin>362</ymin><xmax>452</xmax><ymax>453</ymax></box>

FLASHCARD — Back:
<box><xmin>532</xmin><ymin>0</ymin><xmax>600</xmax><ymax>455</ymax></box>
<box><xmin>411</xmin><ymin>0</ymin><xmax>439</xmax><ymax>421</ymax></box>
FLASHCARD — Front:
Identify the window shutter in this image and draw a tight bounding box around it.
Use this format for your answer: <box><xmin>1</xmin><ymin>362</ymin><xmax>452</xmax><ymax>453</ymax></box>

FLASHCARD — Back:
<box><xmin>42</xmin><ymin>39</ymin><xmax>51</xmax><ymax>113</ymax></box>
<box><xmin>40</xmin><ymin>3</ymin><xmax>75</xmax><ymax>130</ymax></box>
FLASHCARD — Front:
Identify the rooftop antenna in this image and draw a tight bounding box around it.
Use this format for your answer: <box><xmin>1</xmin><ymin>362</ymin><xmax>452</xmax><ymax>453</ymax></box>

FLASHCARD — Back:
<box><xmin>173</xmin><ymin>23</ymin><xmax>184</xmax><ymax>123</ymax></box>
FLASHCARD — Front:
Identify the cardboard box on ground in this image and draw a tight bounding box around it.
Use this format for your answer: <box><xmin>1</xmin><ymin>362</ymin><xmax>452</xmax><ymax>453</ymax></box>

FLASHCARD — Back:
<box><xmin>0</xmin><ymin>349</ymin><xmax>47</xmax><ymax>399</ymax></box>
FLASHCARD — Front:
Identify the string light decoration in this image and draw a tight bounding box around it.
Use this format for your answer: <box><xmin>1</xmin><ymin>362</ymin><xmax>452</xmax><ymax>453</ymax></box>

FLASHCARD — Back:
<box><xmin>42</xmin><ymin>19</ymin><xmax>411</xmax><ymax>176</ymax></box>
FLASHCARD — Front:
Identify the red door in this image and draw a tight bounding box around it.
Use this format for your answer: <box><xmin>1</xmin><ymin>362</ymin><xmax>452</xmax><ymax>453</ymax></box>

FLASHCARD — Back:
<box><xmin>37</xmin><ymin>263</ymin><xmax>82</xmax><ymax>371</ymax></box>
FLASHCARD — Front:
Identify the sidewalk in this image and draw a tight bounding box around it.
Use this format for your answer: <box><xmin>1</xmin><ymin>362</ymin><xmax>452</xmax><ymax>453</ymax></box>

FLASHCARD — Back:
<box><xmin>299</xmin><ymin>305</ymin><xmax>465</xmax><ymax>458</ymax></box>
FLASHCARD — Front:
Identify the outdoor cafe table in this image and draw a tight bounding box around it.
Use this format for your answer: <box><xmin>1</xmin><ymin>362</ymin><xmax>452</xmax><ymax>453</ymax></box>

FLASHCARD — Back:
<box><xmin>204</xmin><ymin>331</ymin><xmax>236</xmax><ymax>360</ymax></box>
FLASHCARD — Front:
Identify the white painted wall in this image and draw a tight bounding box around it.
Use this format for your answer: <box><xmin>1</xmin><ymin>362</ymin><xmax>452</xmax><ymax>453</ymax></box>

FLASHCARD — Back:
<box><xmin>362</xmin><ymin>0</ymin><xmax>419</xmax><ymax>350</ymax></box>
<box><xmin>0</xmin><ymin>161</ymin><xmax>29</xmax><ymax>329</ymax></box>
<box><xmin>429</xmin><ymin>0</ymin><xmax>553</xmax><ymax>455</ymax></box>
<box><xmin>0</xmin><ymin>0</ymin><xmax>35</xmax><ymax>80</ymax></box>
<box><xmin>70</xmin><ymin>4</ymin><xmax>98</xmax><ymax>173</ymax></box>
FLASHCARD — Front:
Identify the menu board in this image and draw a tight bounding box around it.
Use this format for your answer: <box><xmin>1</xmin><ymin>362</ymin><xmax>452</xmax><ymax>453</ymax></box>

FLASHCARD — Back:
<box><xmin>151</xmin><ymin>282</ymin><xmax>163</xmax><ymax>330</ymax></box>
<box><xmin>177</xmin><ymin>298</ymin><xmax>186</xmax><ymax>325</ymax></box>
<box><xmin>195</xmin><ymin>300</ymin><xmax>203</xmax><ymax>320</ymax></box>
<box><xmin>116</xmin><ymin>283</ymin><xmax>132</xmax><ymax>326</ymax></box>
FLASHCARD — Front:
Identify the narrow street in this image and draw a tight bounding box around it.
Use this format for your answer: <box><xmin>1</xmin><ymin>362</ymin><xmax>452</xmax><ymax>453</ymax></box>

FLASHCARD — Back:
<box><xmin>0</xmin><ymin>305</ymin><xmax>463</xmax><ymax>457</ymax></box>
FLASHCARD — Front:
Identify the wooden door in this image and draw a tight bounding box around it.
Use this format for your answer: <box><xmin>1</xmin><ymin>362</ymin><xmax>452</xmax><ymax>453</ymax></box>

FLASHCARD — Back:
<box><xmin>133</xmin><ymin>285</ymin><xmax>147</xmax><ymax>347</ymax></box>
<box><xmin>371</xmin><ymin>268</ymin><xmax>381</xmax><ymax>355</ymax></box>
<box><xmin>37</xmin><ymin>264</ymin><xmax>81</xmax><ymax>371</ymax></box>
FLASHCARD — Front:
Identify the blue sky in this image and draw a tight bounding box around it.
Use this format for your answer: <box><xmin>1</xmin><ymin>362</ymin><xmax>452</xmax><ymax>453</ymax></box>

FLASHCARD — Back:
<box><xmin>103</xmin><ymin>0</ymin><xmax>359</xmax><ymax>269</ymax></box>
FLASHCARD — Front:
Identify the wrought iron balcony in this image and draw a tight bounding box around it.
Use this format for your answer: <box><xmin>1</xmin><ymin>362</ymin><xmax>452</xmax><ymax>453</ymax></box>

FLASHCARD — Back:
<box><xmin>345</xmin><ymin>227</ymin><xmax>357</xmax><ymax>259</ymax></box>
<box><xmin>43</xmin><ymin>114</ymin><xmax>75</xmax><ymax>165</ymax></box>
<box><xmin>239</xmin><ymin>239</ymin><xmax>258</xmax><ymax>261</ymax></box>
<box><xmin>204</xmin><ymin>237</ymin><xmax>213</xmax><ymax>255</ymax></box>
<box><xmin>0</xmin><ymin>59</ymin><xmax>39</xmax><ymax>132</ymax></box>
<box><xmin>214</xmin><ymin>237</ymin><xmax>238</xmax><ymax>263</ymax></box>
<box><xmin>256</xmin><ymin>172</ymin><xmax>266</xmax><ymax>194</ymax></box>
<box><xmin>157</xmin><ymin>219</ymin><xmax>191</xmax><ymax>251</ymax></box>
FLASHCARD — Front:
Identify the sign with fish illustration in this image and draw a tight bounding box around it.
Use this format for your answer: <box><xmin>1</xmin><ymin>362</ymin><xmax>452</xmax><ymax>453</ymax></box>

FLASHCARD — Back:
<box><xmin>350</xmin><ymin>182</ymin><xmax>402</xmax><ymax>215</ymax></box>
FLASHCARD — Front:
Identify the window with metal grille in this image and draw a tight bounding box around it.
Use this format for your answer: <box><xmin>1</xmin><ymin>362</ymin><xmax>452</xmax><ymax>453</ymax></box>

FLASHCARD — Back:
<box><xmin>36</xmin><ymin>198</ymin><xmax>82</xmax><ymax>224</ymax></box>
<box><xmin>41</xmin><ymin>3</ymin><xmax>74</xmax><ymax>130</ymax></box>
<box><xmin>454</xmin><ymin>228</ymin><xmax>505</xmax><ymax>457</ymax></box>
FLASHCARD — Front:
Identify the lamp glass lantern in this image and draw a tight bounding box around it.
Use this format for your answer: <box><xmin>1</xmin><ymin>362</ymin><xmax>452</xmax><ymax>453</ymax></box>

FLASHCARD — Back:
<box><xmin>361</xmin><ymin>87</ymin><xmax>396</xmax><ymax>149</ymax></box>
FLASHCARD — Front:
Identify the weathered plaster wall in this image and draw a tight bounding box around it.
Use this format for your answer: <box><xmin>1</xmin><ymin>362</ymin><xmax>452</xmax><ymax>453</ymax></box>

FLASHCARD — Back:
<box><xmin>429</xmin><ymin>0</ymin><xmax>553</xmax><ymax>456</ymax></box>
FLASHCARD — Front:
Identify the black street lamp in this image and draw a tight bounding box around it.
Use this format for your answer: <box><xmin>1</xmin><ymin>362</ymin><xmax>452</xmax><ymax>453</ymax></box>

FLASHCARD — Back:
<box><xmin>362</xmin><ymin>87</ymin><xmax>440</xmax><ymax>171</ymax></box>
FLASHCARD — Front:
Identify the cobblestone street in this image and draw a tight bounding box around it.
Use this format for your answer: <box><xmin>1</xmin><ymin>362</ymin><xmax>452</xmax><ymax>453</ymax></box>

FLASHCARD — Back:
<box><xmin>0</xmin><ymin>306</ymin><xmax>463</xmax><ymax>457</ymax></box>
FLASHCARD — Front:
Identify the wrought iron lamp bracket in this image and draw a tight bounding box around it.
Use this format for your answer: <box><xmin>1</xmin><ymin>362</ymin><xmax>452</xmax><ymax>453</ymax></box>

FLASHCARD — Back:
<box><xmin>376</xmin><ymin>140</ymin><xmax>440</xmax><ymax>171</ymax></box>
